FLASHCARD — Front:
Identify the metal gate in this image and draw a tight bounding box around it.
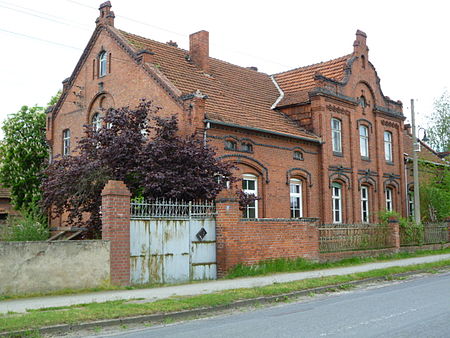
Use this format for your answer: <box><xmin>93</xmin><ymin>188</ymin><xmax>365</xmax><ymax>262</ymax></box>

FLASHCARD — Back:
<box><xmin>130</xmin><ymin>199</ymin><xmax>216</xmax><ymax>284</ymax></box>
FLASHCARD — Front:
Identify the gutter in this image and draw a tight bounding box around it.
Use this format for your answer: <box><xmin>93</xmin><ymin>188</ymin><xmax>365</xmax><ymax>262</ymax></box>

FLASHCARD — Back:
<box><xmin>270</xmin><ymin>75</ymin><xmax>284</xmax><ymax>109</ymax></box>
<box><xmin>404</xmin><ymin>156</ymin><xmax>450</xmax><ymax>168</ymax></box>
<box><xmin>204</xmin><ymin>119</ymin><xmax>323</xmax><ymax>144</ymax></box>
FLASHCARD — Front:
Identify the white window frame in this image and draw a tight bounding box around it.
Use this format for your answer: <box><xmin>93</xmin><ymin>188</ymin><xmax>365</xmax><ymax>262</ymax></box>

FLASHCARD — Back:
<box><xmin>386</xmin><ymin>187</ymin><xmax>393</xmax><ymax>212</ymax></box>
<box><xmin>360</xmin><ymin>186</ymin><xmax>369</xmax><ymax>223</ymax></box>
<box><xmin>384</xmin><ymin>131</ymin><xmax>393</xmax><ymax>162</ymax></box>
<box><xmin>62</xmin><ymin>129</ymin><xmax>70</xmax><ymax>156</ymax></box>
<box><xmin>92</xmin><ymin>113</ymin><xmax>102</xmax><ymax>131</ymax></box>
<box><xmin>331</xmin><ymin>118</ymin><xmax>342</xmax><ymax>153</ymax></box>
<box><xmin>408</xmin><ymin>190</ymin><xmax>414</xmax><ymax>217</ymax></box>
<box><xmin>290</xmin><ymin>178</ymin><xmax>303</xmax><ymax>218</ymax></box>
<box><xmin>99</xmin><ymin>51</ymin><xmax>107</xmax><ymax>77</ymax></box>
<box><xmin>359</xmin><ymin>125</ymin><xmax>369</xmax><ymax>158</ymax></box>
<box><xmin>332</xmin><ymin>182</ymin><xmax>342</xmax><ymax>224</ymax></box>
<box><xmin>242</xmin><ymin>174</ymin><xmax>258</xmax><ymax>218</ymax></box>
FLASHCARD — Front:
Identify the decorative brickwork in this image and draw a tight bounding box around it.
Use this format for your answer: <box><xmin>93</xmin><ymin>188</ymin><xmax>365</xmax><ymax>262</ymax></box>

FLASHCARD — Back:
<box><xmin>101</xmin><ymin>180</ymin><xmax>131</xmax><ymax>286</ymax></box>
<box><xmin>215</xmin><ymin>198</ymin><xmax>319</xmax><ymax>276</ymax></box>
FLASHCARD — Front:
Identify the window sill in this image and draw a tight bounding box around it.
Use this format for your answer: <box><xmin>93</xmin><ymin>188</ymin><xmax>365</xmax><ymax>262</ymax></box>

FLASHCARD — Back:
<box><xmin>333</xmin><ymin>151</ymin><xmax>343</xmax><ymax>157</ymax></box>
<box><xmin>386</xmin><ymin>161</ymin><xmax>394</xmax><ymax>166</ymax></box>
<box><xmin>361</xmin><ymin>156</ymin><xmax>371</xmax><ymax>162</ymax></box>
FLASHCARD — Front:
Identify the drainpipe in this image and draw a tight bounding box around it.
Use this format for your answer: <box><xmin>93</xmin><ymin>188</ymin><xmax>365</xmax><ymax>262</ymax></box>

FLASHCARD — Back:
<box><xmin>203</xmin><ymin>121</ymin><xmax>210</xmax><ymax>147</ymax></box>
<box><xmin>270</xmin><ymin>75</ymin><xmax>284</xmax><ymax>109</ymax></box>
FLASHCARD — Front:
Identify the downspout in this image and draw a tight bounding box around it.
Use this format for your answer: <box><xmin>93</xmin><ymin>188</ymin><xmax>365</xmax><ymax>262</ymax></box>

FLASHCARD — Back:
<box><xmin>203</xmin><ymin>121</ymin><xmax>210</xmax><ymax>147</ymax></box>
<box><xmin>270</xmin><ymin>75</ymin><xmax>284</xmax><ymax>109</ymax></box>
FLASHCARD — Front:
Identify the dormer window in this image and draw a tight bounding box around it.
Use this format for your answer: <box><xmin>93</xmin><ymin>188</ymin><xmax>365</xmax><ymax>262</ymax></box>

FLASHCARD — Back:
<box><xmin>225</xmin><ymin>140</ymin><xmax>237</xmax><ymax>150</ymax></box>
<box><xmin>99</xmin><ymin>51</ymin><xmax>107</xmax><ymax>77</ymax></box>
<box><xmin>241</xmin><ymin>142</ymin><xmax>253</xmax><ymax>153</ymax></box>
<box><xmin>293</xmin><ymin>151</ymin><xmax>303</xmax><ymax>160</ymax></box>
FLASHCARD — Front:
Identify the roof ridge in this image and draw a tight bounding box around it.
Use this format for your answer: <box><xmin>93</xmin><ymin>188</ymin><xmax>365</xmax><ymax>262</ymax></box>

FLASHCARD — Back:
<box><xmin>117</xmin><ymin>29</ymin><xmax>271</xmax><ymax>77</ymax></box>
<box><xmin>272</xmin><ymin>54</ymin><xmax>352</xmax><ymax>77</ymax></box>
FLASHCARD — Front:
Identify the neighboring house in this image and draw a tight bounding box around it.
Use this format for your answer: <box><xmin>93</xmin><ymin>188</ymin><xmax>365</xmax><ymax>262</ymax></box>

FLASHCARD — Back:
<box><xmin>48</xmin><ymin>2</ymin><xmax>436</xmax><ymax>228</ymax></box>
<box><xmin>0</xmin><ymin>186</ymin><xmax>18</xmax><ymax>223</ymax></box>
<box><xmin>402</xmin><ymin>126</ymin><xmax>450</xmax><ymax>218</ymax></box>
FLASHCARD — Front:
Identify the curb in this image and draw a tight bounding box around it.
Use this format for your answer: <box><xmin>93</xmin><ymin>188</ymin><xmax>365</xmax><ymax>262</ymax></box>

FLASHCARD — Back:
<box><xmin>2</xmin><ymin>266</ymin><xmax>449</xmax><ymax>337</ymax></box>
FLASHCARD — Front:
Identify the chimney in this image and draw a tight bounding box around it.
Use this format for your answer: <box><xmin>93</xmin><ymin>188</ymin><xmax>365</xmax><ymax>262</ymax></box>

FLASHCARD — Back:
<box><xmin>136</xmin><ymin>49</ymin><xmax>155</xmax><ymax>64</ymax></box>
<box><xmin>189</xmin><ymin>30</ymin><xmax>209</xmax><ymax>73</ymax></box>
<box><xmin>96</xmin><ymin>1</ymin><xmax>115</xmax><ymax>27</ymax></box>
<box><xmin>353</xmin><ymin>29</ymin><xmax>369</xmax><ymax>57</ymax></box>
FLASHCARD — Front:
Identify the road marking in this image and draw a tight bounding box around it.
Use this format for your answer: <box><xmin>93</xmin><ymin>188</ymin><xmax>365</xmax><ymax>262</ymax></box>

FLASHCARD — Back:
<box><xmin>319</xmin><ymin>308</ymin><xmax>418</xmax><ymax>336</ymax></box>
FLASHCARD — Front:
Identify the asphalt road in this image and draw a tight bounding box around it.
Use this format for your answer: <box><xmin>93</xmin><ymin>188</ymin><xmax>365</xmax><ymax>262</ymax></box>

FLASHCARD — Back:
<box><xmin>97</xmin><ymin>272</ymin><xmax>450</xmax><ymax>338</ymax></box>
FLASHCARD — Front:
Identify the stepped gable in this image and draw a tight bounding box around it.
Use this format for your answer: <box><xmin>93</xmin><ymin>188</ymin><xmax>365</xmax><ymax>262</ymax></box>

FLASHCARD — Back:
<box><xmin>116</xmin><ymin>29</ymin><xmax>320</xmax><ymax>142</ymax></box>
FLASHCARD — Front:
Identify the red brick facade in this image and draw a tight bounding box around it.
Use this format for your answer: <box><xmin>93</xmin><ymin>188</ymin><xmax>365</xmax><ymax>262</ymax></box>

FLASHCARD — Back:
<box><xmin>47</xmin><ymin>3</ymin><xmax>445</xmax><ymax>231</ymax></box>
<box><xmin>216</xmin><ymin>198</ymin><xmax>319</xmax><ymax>276</ymax></box>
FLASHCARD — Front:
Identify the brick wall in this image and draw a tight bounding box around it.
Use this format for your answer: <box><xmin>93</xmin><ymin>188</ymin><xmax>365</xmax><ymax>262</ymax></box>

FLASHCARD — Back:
<box><xmin>216</xmin><ymin>198</ymin><xmax>319</xmax><ymax>276</ymax></box>
<box><xmin>101</xmin><ymin>180</ymin><xmax>131</xmax><ymax>286</ymax></box>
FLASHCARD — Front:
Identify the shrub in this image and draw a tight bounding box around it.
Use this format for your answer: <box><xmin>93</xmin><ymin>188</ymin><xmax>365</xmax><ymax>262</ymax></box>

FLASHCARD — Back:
<box><xmin>1</xmin><ymin>205</ymin><xmax>48</xmax><ymax>241</ymax></box>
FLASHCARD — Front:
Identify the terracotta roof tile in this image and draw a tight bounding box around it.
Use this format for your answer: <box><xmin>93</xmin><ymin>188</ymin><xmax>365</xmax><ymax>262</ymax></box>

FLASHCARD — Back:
<box><xmin>274</xmin><ymin>55</ymin><xmax>351</xmax><ymax>94</ymax></box>
<box><xmin>116</xmin><ymin>29</ymin><xmax>320</xmax><ymax>142</ymax></box>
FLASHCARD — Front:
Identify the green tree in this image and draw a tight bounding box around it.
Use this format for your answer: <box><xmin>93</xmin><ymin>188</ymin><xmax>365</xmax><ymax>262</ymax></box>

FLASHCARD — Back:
<box><xmin>0</xmin><ymin>92</ymin><xmax>60</xmax><ymax>212</ymax></box>
<box><xmin>427</xmin><ymin>90</ymin><xmax>450</xmax><ymax>152</ymax></box>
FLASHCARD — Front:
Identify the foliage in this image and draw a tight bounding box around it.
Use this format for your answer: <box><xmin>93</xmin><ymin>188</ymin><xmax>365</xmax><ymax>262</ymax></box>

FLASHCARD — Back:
<box><xmin>0</xmin><ymin>92</ymin><xmax>60</xmax><ymax>214</ymax></box>
<box><xmin>1</xmin><ymin>203</ymin><xmax>48</xmax><ymax>241</ymax></box>
<box><xmin>426</xmin><ymin>90</ymin><xmax>450</xmax><ymax>152</ymax></box>
<box><xmin>0</xmin><ymin>106</ymin><xmax>47</xmax><ymax>211</ymax></box>
<box><xmin>236</xmin><ymin>189</ymin><xmax>260</xmax><ymax>210</ymax></box>
<box><xmin>377</xmin><ymin>210</ymin><xmax>400</xmax><ymax>224</ymax></box>
<box><xmin>420</xmin><ymin>167</ymin><xmax>450</xmax><ymax>222</ymax></box>
<box><xmin>42</xmin><ymin>100</ymin><xmax>234</xmax><ymax>236</ymax></box>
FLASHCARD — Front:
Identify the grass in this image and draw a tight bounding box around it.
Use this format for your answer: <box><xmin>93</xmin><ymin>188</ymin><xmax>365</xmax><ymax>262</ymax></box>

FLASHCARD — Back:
<box><xmin>0</xmin><ymin>247</ymin><xmax>448</xmax><ymax>302</ymax></box>
<box><xmin>225</xmin><ymin>247</ymin><xmax>450</xmax><ymax>278</ymax></box>
<box><xmin>1</xmin><ymin>260</ymin><xmax>449</xmax><ymax>334</ymax></box>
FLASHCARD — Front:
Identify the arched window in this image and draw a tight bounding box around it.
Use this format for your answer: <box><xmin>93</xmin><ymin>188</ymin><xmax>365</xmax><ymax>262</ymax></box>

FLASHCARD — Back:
<box><xmin>408</xmin><ymin>189</ymin><xmax>415</xmax><ymax>217</ymax></box>
<box><xmin>359</xmin><ymin>125</ymin><xmax>369</xmax><ymax>158</ymax></box>
<box><xmin>241</xmin><ymin>142</ymin><xmax>253</xmax><ymax>153</ymax></box>
<box><xmin>293</xmin><ymin>151</ymin><xmax>303</xmax><ymax>160</ymax></box>
<box><xmin>332</xmin><ymin>182</ymin><xmax>343</xmax><ymax>224</ymax></box>
<box><xmin>385</xmin><ymin>187</ymin><xmax>394</xmax><ymax>212</ymax></box>
<box><xmin>92</xmin><ymin>113</ymin><xmax>101</xmax><ymax>131</ymax></box>
<box><xmin>290</xmin><ymin>178</ymin><xmax>302</xmax><ymax>218</ymax></box>
<box><xmin>62</xmin><ymin>129</ymin><xmax>71</xmax><ymax>156</ymax></box>
<box><xmin>331</xmin><ymin>118</ymin><xmax>342</xmax><ymax>154</ymax></box>
<box><xmin>225</xmin><ymin>140</ymin><xmax>237</xmax><ymax>150</ymax></box>
<box><xmin>361</xmin><ymin>55</ymin><xmax>366</xmax><ymax>69</ymax></box>
<box><xmin>360</xmin><ymin>185</ymin><xmax>369</xmax><ymax>223</ymax></box>
<box><xmin>242</xmin><ymin>174</ymin><xmax>258</xmax><ymax>218</ymax></box>
<box><xmin>99</xmin><ymin>51</ymin><xmax>107</xmax><ymax>77</ymax></box>
<box><xmin>384</xmin><ymin>131</ymin><xmax>393</xmax><ymax>162</ymax></box>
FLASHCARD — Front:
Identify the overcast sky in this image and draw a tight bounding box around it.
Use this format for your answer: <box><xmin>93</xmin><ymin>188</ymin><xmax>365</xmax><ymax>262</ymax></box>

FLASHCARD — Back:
<box><xmin>1</xmin><ymin>0</ymin><xmax>449</xmax><ymax>135</ymax></box>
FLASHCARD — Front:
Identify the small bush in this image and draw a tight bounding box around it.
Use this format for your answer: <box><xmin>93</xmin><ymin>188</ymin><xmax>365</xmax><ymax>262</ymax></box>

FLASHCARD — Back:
<box><xmin>1</xmin><ymin>205</ymin><xmax>48</xmax><ymax>241</ymax></box>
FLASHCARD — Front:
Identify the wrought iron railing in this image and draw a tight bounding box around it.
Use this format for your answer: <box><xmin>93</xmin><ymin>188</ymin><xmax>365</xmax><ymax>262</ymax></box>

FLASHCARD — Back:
<box><xmin>319</xmin><ymin>223</ymin><xmax>391</xmax><ymax>253</ymax></box>
<box><xmin>130</xmin><ymin>198</ymin><xmax>216</xmax><ymax>219</ymax></box>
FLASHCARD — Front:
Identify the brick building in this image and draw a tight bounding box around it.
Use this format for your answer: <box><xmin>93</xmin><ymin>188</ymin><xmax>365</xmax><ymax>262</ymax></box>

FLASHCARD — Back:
<box><xmin>46</xmin><ymin>2</ymin><xmax>444</xmax><ymax>228</ymax></box>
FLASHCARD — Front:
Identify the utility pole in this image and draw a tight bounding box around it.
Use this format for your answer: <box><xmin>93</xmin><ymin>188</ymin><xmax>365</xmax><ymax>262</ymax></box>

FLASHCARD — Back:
<box><xmin>411</xmin><ymin>99</ymin><xmax>421</xmax><ymax>224</ymax></box>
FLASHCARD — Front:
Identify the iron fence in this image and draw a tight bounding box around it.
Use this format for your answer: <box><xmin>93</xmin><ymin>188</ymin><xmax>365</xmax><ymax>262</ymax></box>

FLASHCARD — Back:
<box><xmin>400</xmin><ymin>223</ymin><xmax>448</xmax><ymax>246</ymax></box>
<box><xmin>319</xmin><ymin>223</ymin><xmax>391</xmax><ymax>253</ymax></box>
<box><xmin>130</xmin><ymin>198</ymin><xmax>216</xmax><ymax>220</ymax></box>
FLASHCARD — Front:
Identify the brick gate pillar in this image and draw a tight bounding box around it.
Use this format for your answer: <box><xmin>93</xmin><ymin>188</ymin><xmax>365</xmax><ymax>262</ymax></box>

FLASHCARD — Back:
<box><xmin>215</xmin><ymin>197</ymin><xmax>241</xmax><ymax>277</ymax></box>
<box><xmin>388</xmin><ymin>216</ymin><xmax>400</xmax><ymax>251</ymax></box>
<box><xmin>101</xmin><ymin>180</ymin><xmax>131</xmax><ymax>286</ymax></box>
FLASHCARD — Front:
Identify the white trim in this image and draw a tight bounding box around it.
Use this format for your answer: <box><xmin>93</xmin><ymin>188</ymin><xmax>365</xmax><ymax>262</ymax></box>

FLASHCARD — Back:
<box><xmin>270</xmin><ymin>75</ymin><xmax>284</xmax><ymax>109</ymax></box>
<box><xmin>242</xmin><ymin>174</ymin><xmax>258</xmax><ymax>218</ymax></box>
<box><xmin>290</xmin><ymin>178</ymin><xmax>303</xmax><ymax>218</ymax></box>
